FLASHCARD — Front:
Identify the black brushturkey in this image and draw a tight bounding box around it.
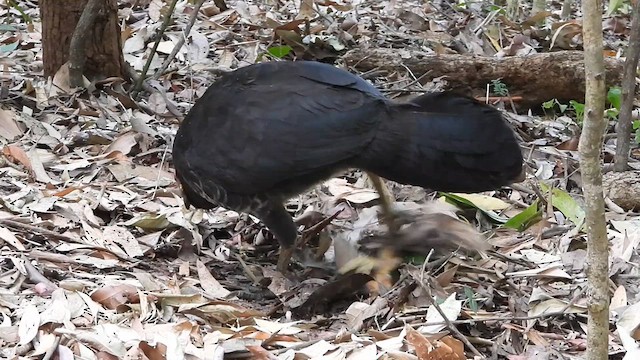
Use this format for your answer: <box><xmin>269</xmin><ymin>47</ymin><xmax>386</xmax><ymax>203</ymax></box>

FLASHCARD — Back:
<box><xmin>172</xmin><ymin>60</ymin><xmax>524</xmax><ymax>271</ymax></box>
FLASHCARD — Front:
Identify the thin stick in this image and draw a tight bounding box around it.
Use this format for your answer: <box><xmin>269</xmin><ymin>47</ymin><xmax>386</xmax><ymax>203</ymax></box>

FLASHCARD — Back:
<box><xmin>153</xmin><ymin>0</ymin><xmax>208</xmax><ymax>80</ymax></box>
<box><xmin>132</xmin><ymin>0</ymin><xmax>180</xmax><ymax>96</ymax></box>
<box><xmin>417</xmin><ymin>277</ymin><xmax>483</xmax><ymax>358</ymax></box>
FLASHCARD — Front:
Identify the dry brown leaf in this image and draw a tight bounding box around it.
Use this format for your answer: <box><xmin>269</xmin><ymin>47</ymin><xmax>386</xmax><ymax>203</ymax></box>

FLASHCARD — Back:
<box><xmin>3</xmin><ymin>144</ymin><xmax>32</xmax><ymax>170</ymax></box>
<box><xmin>91</xmin><ymin>284</ymin><xmax>140</xmax><ymax>310</ymax></box>
<box><xmin>406</xmin><ymin>326</ymin><xmax>433</xmax><ymax>359</ymax></box>
<box><xmin>440</xmin><ymin>336</ymin><xmax>466</xmax><ymax>360</ymax></box>
<box><xmin>246</xmin><ymin>345</ymin><xmax>276</xmax><ymax>360</ymax></box>
<box><xmin>138</xmin><ymin>341</ymin><xmax>167</xmax><ymax>360</ymax></box>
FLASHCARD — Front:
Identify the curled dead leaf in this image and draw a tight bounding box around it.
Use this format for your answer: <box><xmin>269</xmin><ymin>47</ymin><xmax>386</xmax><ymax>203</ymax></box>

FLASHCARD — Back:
<box><xmin>3</xmin><ymin>144</ymin><xmax>32</xmax><ymax>170</ymax></box>
<box><xmin>91</xmin><ymin>284</ymin><xmax>140</xmax><ymax>310</ymax></box>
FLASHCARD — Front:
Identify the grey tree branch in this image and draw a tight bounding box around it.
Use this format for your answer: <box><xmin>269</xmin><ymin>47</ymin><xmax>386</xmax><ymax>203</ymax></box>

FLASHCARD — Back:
<box><xmin>68</xmin><ymin>0</ymin><xmax>101</xmax><ymax>87</ymax></box>
<box><xmin>579</xmin><ymin>0</ymin><xmax>610</xmax><ymax>358</ymax></box>
<box><xmin>614</xmin><ymin>1</ymin><xmax>640</xmax><ymax>171</ymax></box>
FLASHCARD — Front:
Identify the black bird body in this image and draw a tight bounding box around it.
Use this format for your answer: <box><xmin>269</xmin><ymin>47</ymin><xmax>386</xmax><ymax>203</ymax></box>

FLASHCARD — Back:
<box><xmin>172</xmin><ymin>61</ymin><xmax>523</xmax><ymax>269</ymax></box>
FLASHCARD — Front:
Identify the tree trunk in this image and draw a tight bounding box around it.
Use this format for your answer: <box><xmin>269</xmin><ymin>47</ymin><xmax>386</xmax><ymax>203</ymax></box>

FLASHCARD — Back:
<box><xmin>40</xmin><ymin>0</ymin><xmax>126</xmax><ymax>81</ymax></box>
<box><xmin>342</xmin><ymin>49</ymin><xmax>624</xmax><ymax>110</ymax></box>
<box><xmin>580</xmin><ymin>0</ymin><xmax>610</xmax><ymax>358</ymax></box>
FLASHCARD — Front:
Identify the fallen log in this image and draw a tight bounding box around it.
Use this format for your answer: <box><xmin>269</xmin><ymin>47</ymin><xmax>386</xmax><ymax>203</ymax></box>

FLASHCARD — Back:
<box><xmin>342</xmin><ymin>49</ymin><xmax>624</xmax><ymax>110</ymax></box>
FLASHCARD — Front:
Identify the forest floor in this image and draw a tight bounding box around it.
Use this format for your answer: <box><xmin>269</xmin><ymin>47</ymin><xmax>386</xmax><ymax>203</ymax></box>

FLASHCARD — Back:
<box><xmin>2</xmin><ymin>0</ymin><xmax>640</xmax><ymax>359</ymax></box>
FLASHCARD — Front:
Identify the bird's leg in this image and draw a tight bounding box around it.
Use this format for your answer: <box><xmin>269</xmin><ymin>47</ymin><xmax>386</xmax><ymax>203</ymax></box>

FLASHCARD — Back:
<box><xmin>368</xmin><ymin>173</ymin><xmax>398</xmax><ymax>233</ymax></box>
<box><xmin>255</xmin><ymin>202</ymin><xmax>299</xmax><ymax>272</ymax></box>
<box><xmin>277</xmin><ymin>247</ymin><xmax>295</xmax><ymax>272</ymax></box>
<box><xmin>366</xmin><ymin>172</ymin><xmax>402</xmax><ymax>290</ymax></box>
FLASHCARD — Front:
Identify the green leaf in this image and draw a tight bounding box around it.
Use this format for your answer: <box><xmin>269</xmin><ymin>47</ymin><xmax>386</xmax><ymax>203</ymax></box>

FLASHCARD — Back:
<box><xmin>406</xmin><ymin>254</ymin><xmax>427</xmax><ymax>265</ymax></box>
<box><xmin>503</xmin><ymin>200</ymin><xmax>542</xmax><ymax>231</ymax></box>
<box><xmin>490</xmin><ymin>79</ymin><xmax>508</xmax><ymax>96</ymax></box>
<box><xmin>607</xmin><ymin>0</ymin><xmax>625</xmax><ymax>15</ymax></box>
<box><xmin>633</xmin><ymin>120</ymin><xmax>640</xmax><ymax>130</ymax></box>
<box><xmin>449</xmin><ymin>193</ymin><xmax>511</xmax><ymax>211</ymax></box>
<box><xmin>570</xmin><ymin>100</ymin><xmax>585</xmax><ymax>121</ymax></box>
<box><xmin>439</xmin><ymin>193</ymin><xmax>510</xmax><ymax>223</ymax></box>
<box><xmin>464</xmin><ymin>286</ymin><xmax>479</xmax><ymax>313</ymax></box>
<box><xmin>124</xmin><ymin>213</ymin><xmax>170</xmax><ymax>230</ymax></box>
<box><xmin>635</xmin><ymin>128</ymin><xmax>640</xmax><ymax>144</ymax></box>
<box><xmin>542</xmin><ymin>99</ymin><xmax>556</xmax><ymax>109</ymax></box>
<box><xmin>7</xmin><ymin>0</ymin><xmax>32</xmax><ymax>24</ymax></box>
<box><xmin>607</xmin><ymin>86</ymin><xmax>622</xmax><ymax>111</ymax></box>
<box><xmin>540</xmin><ymin>183</ymin><xmax>586</xmax><ymax>228</ymax></box>
<box><xmin>558</xmin><ymin>103</ymin><xmax>568</xmax><ymax>113</ymax></box>
<box><xmin>267</xmin><ymin>45</ymin><xmax>293</xmax><ymax>58</ymax></box>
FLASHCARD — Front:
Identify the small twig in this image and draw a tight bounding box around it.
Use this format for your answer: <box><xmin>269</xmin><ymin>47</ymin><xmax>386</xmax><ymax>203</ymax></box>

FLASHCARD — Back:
<box><xmin>152</xmin><ymin>145</ymin><xmax>170</xmax><ymax>199</ymax></box>
<box><xmin>132</xmin><ymin>0</ymin><xmax>180</xmax><ymax>96</ymax></box>
<box><xmin>399</xmin><ymin>69</ymin><xmax>432</xmax><ymax>92</ymax></box>
<box><xmin>22</xmin><ymin>256</ymin><xmax>58</xmax><ymax>292</ymax></box>
<box><xmin>153</xmin><ymin>0</ymin><xmax>207</xmax><ymax>80</ymax></box>
<box><xmin>473</xmin><ymin>9</ymin><xmax>499</xmax><ymax>35</ymax></box>
<box><xmin>125</xmin><ymin>63</ymin><xmax>183</xmax><ymax>118</ymax></box>
<box><xmin>417</xmin><ymin>277</ymin><xmax>484</xmax><ymax>358</ymax></box>
<box><xmin>221</xmin><ymin>40</ymin><xmax>260</xmax><ymax>49</ymax></box>
<box><xmin>558</xmin><ymin>285</ymin><xmax>588</xmax><ymax>315</ymax></box>
<box><xmin>92</xmin><ymin>182</ymin><xmax>107</xmax><ymax>210</ymax></box>
<box><xmin>1</xmin><ymin>219</ymin><xmax>136</xmax><ymax>262</ymax></box>
<box><xmin>476</xmin><ymin>96</ymin><xmax>524</xmax><ymax>103</ymax></box>
<box><xmin>271</xmin><ymin>338</ymin><xmax>323</xmax><ymax>355</ymax></box>
<box><xmin>234</xmin><ymin>253</ymin><xmax>261</xmax><ymax>286</ymax></box>
<box><xmin>271</xmin><ymin>331</ymin><xmax>353</xmax><ymax>355</ymax></box>
<box><xmin>379</xmin><ymin>88</ymin><xmax>429</xmax><ymax>94</ymax></box>
<box><xmin>0</xmin><ymin>218</ymin><xmax>82</xmax><ymax>244</ymax></box>
<box><xmin>383</xmin><ymin>300</ymin><xmax>591</xmax><ymax>334</ymax></box>
<box><xmin>297</xmin><ymin>209</ymin><xmax>343</xmax><ymax>247</ymax></box>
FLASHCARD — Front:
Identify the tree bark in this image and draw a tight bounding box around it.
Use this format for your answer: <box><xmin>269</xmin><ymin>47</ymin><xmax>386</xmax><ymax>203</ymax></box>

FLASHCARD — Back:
<box><xmin>614</xmin><ymin>1</ymin><xmax>640</xmax><ymax>171</ymax></box>
<box><xmin>342</xmin><ymin>49</ymin><xmax>624</xmax><ymax>110</ymax></box>
<box><xmin>580</xmin><ymin>0</ymin><xmax>610</xmax><ymax>358</ymax></box>
<box><xmin>40</xmin><ymin>0</ymin><xmax>126</xmax><ymax>81</ymax></box>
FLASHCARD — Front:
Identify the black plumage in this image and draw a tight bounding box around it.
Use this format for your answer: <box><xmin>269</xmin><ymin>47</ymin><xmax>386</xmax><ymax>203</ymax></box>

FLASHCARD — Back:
<box><xmin>172</xmin><ymin>61</ymin><xmax>524</xmax><ymax>271</ymax></box>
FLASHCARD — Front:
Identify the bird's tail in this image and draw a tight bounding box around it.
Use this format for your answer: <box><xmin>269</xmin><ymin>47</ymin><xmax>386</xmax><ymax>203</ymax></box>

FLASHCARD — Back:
<box><xmin>354</xmin><ymin>92</ymin><xmax>524</xmax><ymax>193</ymax></box>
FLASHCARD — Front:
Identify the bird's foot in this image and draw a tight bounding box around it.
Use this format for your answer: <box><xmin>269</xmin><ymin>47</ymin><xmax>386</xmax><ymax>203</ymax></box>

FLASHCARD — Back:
<box><xmin>372</xmin><ymin>247</ymin><xmax>401</xmax><ymax>292</ymax></box>
<box><xmin>338</xmin><ymin>247</ymin><xmax>401</xmax><ymax>295</ymax></box>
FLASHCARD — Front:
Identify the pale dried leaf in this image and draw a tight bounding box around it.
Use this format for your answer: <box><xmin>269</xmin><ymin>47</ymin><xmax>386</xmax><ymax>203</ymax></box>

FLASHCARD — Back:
<box><xmin>18</xmin><ymin>304</ymin><xmax>40</xmax><ymax>345</ymax></box>
<box><xmin>196</xmin><ymin>260</ymin><xmax>231</xmax><ymax>298</ymax></box>
<box><xmin>418</xmin><ymin>293</ymin><xmax>462</xmax><ymax>334</ymax></box>
<box><xmin>0</xmin><ymin>226</ymin><xmax>26</xmax><ymax>250</ymax></box>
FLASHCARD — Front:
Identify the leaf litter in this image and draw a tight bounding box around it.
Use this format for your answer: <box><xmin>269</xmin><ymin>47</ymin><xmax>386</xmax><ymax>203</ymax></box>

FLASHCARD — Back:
<box><xmin>1</xmin><ymin>0</ymin><xmax>640</xmax><ymax>359</ymax></box>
